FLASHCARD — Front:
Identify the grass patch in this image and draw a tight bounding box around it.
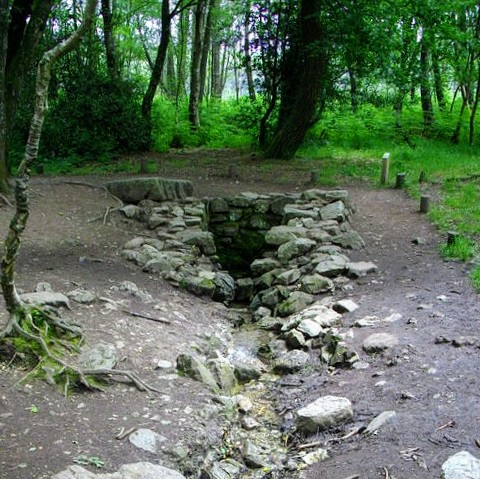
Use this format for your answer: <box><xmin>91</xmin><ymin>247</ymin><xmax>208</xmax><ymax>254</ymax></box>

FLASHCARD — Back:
<box><xmin>469</xmin><ymin>265</ymin><xmax>480</xmax><ymax>290</ymax></box>
<box><xmin>440</xmin><ymin>236</ymin><xmax>477</xmax><ymax>262</ymax></box>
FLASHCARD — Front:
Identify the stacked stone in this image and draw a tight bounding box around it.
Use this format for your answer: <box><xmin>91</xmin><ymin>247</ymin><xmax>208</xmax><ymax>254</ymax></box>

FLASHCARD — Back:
<box><xmin>246</xmin><ymin>189</ymin><xmax>369</xmax><ymax>315</ymax></box>
<box><xmin>120</xmin><ymin>197</ymin><xmax>239</xmax><ymax>303</ymax></box>
<box><xmin>118</xmin><ymin>181</ymin><xmax>375</xmax><ymax>306</ymax></box>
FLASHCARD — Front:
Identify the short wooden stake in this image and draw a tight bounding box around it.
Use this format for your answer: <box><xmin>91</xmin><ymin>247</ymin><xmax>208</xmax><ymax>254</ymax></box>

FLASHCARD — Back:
<box><xmin>419</xmin><ymin>195</ymin><xmax>430</xmax><ymax>213</ymax></box>
<box><xmin>447</xmin><ymin>231</ymin><xmax>459</xmax><ymax>246</ymax></box>
<box><xmin>310</xmin><ymin>170</ymin><xmax>319</xmax><ymax>185</ymax></box>
<box><xmin>380</xmin><ymin>152</ymin><xmax>390</xmax><ymax>185</ymax></box>
<box><xmin>395</xmin><ymin>172</ymin><xmax>406</xmax><ymax>188</ymax></box>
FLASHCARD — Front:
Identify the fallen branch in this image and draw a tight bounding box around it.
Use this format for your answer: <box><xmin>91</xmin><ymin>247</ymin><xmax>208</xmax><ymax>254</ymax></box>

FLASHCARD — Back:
<box><xmin>123</xmin><ymin>309</ymin><xmax>171</xmax><ymax>324</ymax></box>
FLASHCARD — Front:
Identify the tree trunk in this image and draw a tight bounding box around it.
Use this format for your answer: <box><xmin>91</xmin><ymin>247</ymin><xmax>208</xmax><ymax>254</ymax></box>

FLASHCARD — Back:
<box><xmin>188</xmin><ymin>0</ymin><xmax>206</xmax><ymax>129</ymax></box>
<box><xmin>175</xmin><ymin>8</ymin><xmax>189</xmax><ymax>100</ymax></box>
<box><xmin>264</xmin><ymin>0</ymin><xmax>327</xmax><ymax>160</ymax></box>
<box><xmin>211</xmin><ymin>38</ymin><xmax>222</xmax><ymax>100</ymax></box>
<box><xmin>164</xmin><ymin>47</ymin><xmax>176</xmax><ymax>97</ymax></box>
<box><xmin>469</xmin><ymin>58</ymin><xmax>480</xmax><ymax>145</ymax></box>
<box><xmin>432</xmin><ymin>51</ymin><xmax>446</xmax><ymax>110</ymax></box>
<box><xmin>100</xmin><ymin>0</ymin><xmax>118</xmax><ymax>79</ymax></box>
<box><xmin>141</xmin><ymin>0</ymin><xmax>171</xmax><ymax>137</ymax></box>
<box><xmin>243</xmin><ymin>0</ymin><xmax>256</xmax><ymax>102</ymax></box>
<box><xmin>0</xmin><ymin>0</ymin><xmax>9</xmax><ymax>194</ymax></box>
<box><xmin>1</xmin><ymin>0</ymin><xmax>55</xmax><ymax>190</ymax></box>
<box><xmin>199</xmin><ymin>0</ymin><xmax>216</xmax><ymax>102</ymax></box>
<box><xmin>348</xmin><ymin>66</ymin><xmax>358</xmax><ymax>113</ymax></box>
<box><xmin>2</xmin><ymin>0</ymin><xmax>98</xmax><ymax>320</ymax></box>
<box><xmin>420</xmin><ymin>37</ymin><xmax>434</xmax><ymax>130</ymax></box>
<box><xmin>451</xmin><ymin>96</ymin><xmax>467</xmax><ymax>144</ymax></box>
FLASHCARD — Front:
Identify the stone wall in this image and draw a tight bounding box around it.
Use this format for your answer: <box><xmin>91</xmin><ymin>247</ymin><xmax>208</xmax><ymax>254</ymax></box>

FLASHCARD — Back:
<box><xmin>120</xmin><ymin>184</ymin><xmax>372</xmax><ymax>313</ymax></box>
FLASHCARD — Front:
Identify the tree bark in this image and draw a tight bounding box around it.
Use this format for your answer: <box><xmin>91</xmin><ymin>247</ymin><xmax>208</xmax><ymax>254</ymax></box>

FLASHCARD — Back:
<box><xmin>348</xmin><ymin>66</ymin><xmax>358</xmax><ymax>113</ymax></box>
<box><xmin>0</xmin><ymin>0</ymin><xmax>55</xmax><ymax>191</ymax></box>
<box><xmin>141</xmin><ymin>0</ymin><xmax>171</xmax><ymax>136</ymax></box>
<box><xmin>432</xmin><ymin>50</ymin><xmax>446</xmax><ymax>110</ymax></box>
<box><xmin>211</xmin><ymin>36</ymin><xmax>222</xmax><ymax>100</ymax></box>
<box><xmin>420</xmin><ymin>36</ymin><xmax>434</xmax><ymax>130</ymax></box>
<box><xmin>100</xmin><ymin>0</ymin><xmax>118</xmax><ymax>79</ymax></box>
<box><xmin>243</xmin><ymin>0</ymin><xmax>256</xmax><ymax>102</ymax></box>
<box><xmin>199</xmin><ymin>0</ymin><xmax>216</xmax><ymax>102</ymax></box>
<box><xmin>0</xmin><ymin>0</ymin><xmax>9</xmax><ymax>194</ymax></box>
<box><xmin>188</xmin><ymin>0</ymin><xmax>206</xmax><ymax>129</ymax></box>
<box><xmin>264</xmin><ymin>0</ymin><xmax>327</xmax><ymax>160</ymax></box>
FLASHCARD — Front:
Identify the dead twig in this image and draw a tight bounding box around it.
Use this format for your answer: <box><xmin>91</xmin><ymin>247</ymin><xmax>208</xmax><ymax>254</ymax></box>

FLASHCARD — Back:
<box><xmin>342</xmin><ymin>475</ymin><xmax>360</xmax><ymax>479</ymax></box>
<box><xmin>436</xmin><ymin>420</ymin><xmax>455</xmax><ymax>431</ymax></box>
<box><xmin>123</xmin><ymin>309</ymin><xmax>171</xmax><ymax>324</ymax></box>
<box><xmin>384</xmin><ymin>467</ymin><xmax>390</xmax><ymax>479</ymax></box>
<box><xmin>297</xmin><ymin>440</ymin><xmax>323</xmax><ymax>450</ymax></box>
<box><xmin>116</xmin><ymin>426</ymin><xmax>137</xmax><ymax>440</ymax></box>
<box><xmin>324</xmin><ymin>426</ymin><xmax>362</xmax><ymax>446</ymax></box>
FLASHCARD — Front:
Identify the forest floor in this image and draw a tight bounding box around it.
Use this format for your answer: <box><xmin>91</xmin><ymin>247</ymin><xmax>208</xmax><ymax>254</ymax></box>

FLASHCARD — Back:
<box><xmin>0</xmin><ymin>149</ymin><xmax>479</xmax><ymax>479</ymax></box>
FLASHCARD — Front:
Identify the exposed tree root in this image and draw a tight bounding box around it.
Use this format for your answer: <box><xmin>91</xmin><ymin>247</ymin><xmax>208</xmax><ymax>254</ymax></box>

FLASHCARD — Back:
<box><xmin>0</xmin><ymin>193</ymin><xmax>13</xmax><ymax>207</ymax></box>
<box><xmin>1</xmin><ymin>306</ymin><xmax>160</xmax><ymax>396</ymax></box>
<box><xmin>54</xmin><ymin>180</ymin><xmax>123</xmax><ymax>207</ymax></box>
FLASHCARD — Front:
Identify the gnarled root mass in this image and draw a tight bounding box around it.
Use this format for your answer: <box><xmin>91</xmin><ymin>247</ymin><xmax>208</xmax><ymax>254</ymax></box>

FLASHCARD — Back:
<box><xmin>0</xmin><ymin>306</ymin><xmax>160</xmax><ymax>396</ymax></box>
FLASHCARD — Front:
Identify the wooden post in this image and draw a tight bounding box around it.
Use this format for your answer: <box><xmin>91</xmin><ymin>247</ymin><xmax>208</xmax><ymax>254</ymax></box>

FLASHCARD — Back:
<box><xmin>447</xmin><ymin>231</ymin><xmax>459</xmax><ymax>245</ymax></box>
<box><xmin>419</xmin><ymin>195</ymin><xmax>430</xmax><ymax>213</ymax></box>
<box><xmin>140</xmin><ymin>157</ymin><xmax>148</xmax><ymax>174</ymax></box>
<box><xmin>310</xmin><ymin>170</ymin><xmax>319</xmax><ymax>185</ymax></box>
<box><xmin>380</xmin><ymin>152</ymin><xmax>390</xmax><ymax>185</ymax></box>
<box><xmin>419</xmin><ymin>171</ymin><xmax>427</xmax><ymax>183</ymax></box>
<box><xmin>395</xmin><ymin>172</ymin><xmax>406</xmax><ymax>188</ymax></box>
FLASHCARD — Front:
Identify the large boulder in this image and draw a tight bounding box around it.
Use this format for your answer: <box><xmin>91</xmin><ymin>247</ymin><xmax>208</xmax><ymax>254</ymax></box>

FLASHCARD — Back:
<box><xmin>105</xmin><ymin>177</ymin><xmax>193</xmax><ymax>203</ymax></box>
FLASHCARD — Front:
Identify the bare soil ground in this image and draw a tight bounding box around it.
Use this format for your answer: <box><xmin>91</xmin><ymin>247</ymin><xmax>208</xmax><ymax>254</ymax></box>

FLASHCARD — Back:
<box><xmin>0</xmin><ymin>150</ymin><xmax>479</xmax><ymax>479</ymax></box>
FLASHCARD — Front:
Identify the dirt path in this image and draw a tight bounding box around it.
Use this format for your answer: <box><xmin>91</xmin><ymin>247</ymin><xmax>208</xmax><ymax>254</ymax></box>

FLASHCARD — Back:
<box><xmin>0</xmin><ymin>156</ymin><xmax>479</xmax><ymax>479</ymax></box>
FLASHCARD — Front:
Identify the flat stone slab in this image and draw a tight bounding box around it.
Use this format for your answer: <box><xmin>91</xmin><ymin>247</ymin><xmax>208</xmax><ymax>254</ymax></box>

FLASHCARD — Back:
<box><xmin>20</xmin><ymin>292</ymin><xmax>71</xmax><ymax>309</ymax></box>
<box><xmin>105</xmin><ymin>177</ymin><xmax>193</xmax><ymax>203</ymax></box>
<box><xmin>128</xmin><ymin>428</ymin><xmax>167</xmax><ymax>454</ymax></box>
<box><xmin>296</xmin><ymin>396</ymin><xmax>353</xmax><ymax>433</ymax></box>
<box><xmin>51</xmin><ymin>462</ymin><xmax>186</xmax><ymax>479</ymax></box>
<box><xmin>363</xmin><ymin>333</ymin><xmax>398</xmax><ymax>353</ymax></box>
<box><xmin>364</xmin><ymin>410</ymin><xmax>397</xmax><ymax>435</ymax></box>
